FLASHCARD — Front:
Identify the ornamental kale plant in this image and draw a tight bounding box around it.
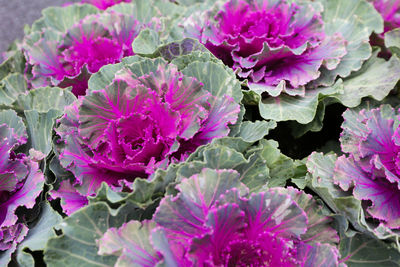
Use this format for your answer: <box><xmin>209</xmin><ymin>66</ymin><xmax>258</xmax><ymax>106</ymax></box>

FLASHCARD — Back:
<box><xmin>184</xmin><ymin>0</ymin><xmax>347</xmax><ymax>93</ymax></box>
<box><xmin>51</xmin><ymin>57</ymin><xmax>241</xmax><ymax>213</ymax></box>
<box><xmin>23</xmin><ymin>3</ymin><xmax>153</xmax><ymax>96</ymax></box>
<box><xmin>98</xmin><ymin>168</ymin><xmax>340</xmax><ymax>266</ymax></box>
<box><xmin>0</xmin><ymin>110</ymin><xmax>44</xmax><ymax>265</ymax></box>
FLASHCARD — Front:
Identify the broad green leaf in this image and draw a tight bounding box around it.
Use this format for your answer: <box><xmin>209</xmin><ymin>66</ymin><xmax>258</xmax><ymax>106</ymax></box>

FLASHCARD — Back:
<box><xmin>385</xmin><ymin>29</ymin><xmax>400</xmax><ymax>57</ymax></box>
<box><xmin>334</xmin><ymin>52</ymin><xmax>400</xmax><ymax>107</ymax></box>
<box><xmin>236</xmin><ymin>120</ymin><xmax>277</xmax><ymax>142</ymax></box>
<box><xmin>44</xmin><ymin>202</ymin><xmax>147</xmax><ymax>267</ymax></box>
<box><xmin>306</xmin><ymin>152</ymin><xmax>364</xmax><ymax>231</ymax></box>
<box><xmin>257</xmin><ymin>139</ymin><xmax>294</xmax><ymax>187</ymax></box>
<box><xmin>88</xmin><ymin>56</ymin><xmax>143</xmax><ymax>91</ymax></box>
<box><xmin>0</xmin><ymin>73</ymin><xmax>27</xmax><ymax>106</ymax></box>
<box><xmin>34</xmin><ymin>4</ymin><xmax>98</xmax><ymax>34</ymax></box>
<box><xmin>257</xmin><ymin>85</ymin><xmax>341</xmax><ymax>123</ymax></box>
<box><xmin>15</xmin><ymin>86</ymin><xmax>76</xmax><ymax>112</ymax></box>
<box><xmin>24</xmin><ymin>109</ymin><xmax>63</xmax><ymax>155</ymax></box>
<box><xmin>316</xmin><ymin>0</ymin><xmax>383</xmax><ymax>85</ymax></box>
<box><xmin>98</xmin><ymin>220</ymin><xmax>161</xmax><ymax>267</ymax></box>
<box><xmin>16</xmin><ymin>202</ymin><xmax>63</xmax><ymax>267</ymax></box>
<box><xmin>182</xmin><ymin>61</ymin><xmax>243</xmax><ymax>103</ymax></box>
<box><xmin>0</xmin><ymin>109</ymin><xmax>27</xmax><ymax>140</ymax></box>
<box><xmin>0</xmin><ymin>50</ymin><xmax>26</xmax><ymax>80</ymax></box>
<box><xmin>340</xmin><ymin>233</ymin><xmax>400</xmax><ymax>266</ymax></box>
<box><xmin>132</xmin><ymin>29</ymin><xmax>160</xmax><ymax>55</ymax></box>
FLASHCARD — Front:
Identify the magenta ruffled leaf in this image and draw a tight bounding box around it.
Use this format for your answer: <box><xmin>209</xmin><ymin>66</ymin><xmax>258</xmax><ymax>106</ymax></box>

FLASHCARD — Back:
<box><xmin>0</xmin><ymin>224</ymin><xmax>28</xmax><ymax>266</ymax></box>
<box><xmin>334</xmin><ymin>104</ymin><xmax>400</xmax><ymax>229</ymax></box>
<box><xmin>0</xmin><ymin>110</ymin><xmax>44</xmax><ymax>266</ymax></box>
<box><xmin>49</xmin><ymin>180</ymin><xmax>88</xmax><ymax>215</ymax></box>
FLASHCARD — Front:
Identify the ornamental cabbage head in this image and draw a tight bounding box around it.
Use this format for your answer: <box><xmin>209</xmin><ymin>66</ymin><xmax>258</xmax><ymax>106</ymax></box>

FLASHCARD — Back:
<box><xmin>0</xmin><ymin>112</ymin><xmax>44</xmax><ymax>261</ymax></box>
<box><xmin>54</xmin><ymin>59</ymin><xmax>240</xmax><ymax>203</ymax></box>
<box><xmin>373</xmin><ymin>0</ymin><xmax>400</xmax><ymax>32</ymax></box>
<box><xmin>24</xmin><ymin>5</ymin><xmax>147</xmax><ymax>96</ymax></box>
<box><xmin>334</xmin><ymin>105</ymin><xmax>400</xmax><ymax>229</ymax></box>
<box><xmin>183</xmin><ymin>0</ymin><xmax>347</xmax><ymax>95</ymax></box>
<box><xmin>81</xmin><ymin>0</ymin><xmax>132</xmax><ymax>10</ymax></box>
<box><xmin>98</xmin><ymin>168</ymin><xmax>340</xmax><ymax>266</ymax></box>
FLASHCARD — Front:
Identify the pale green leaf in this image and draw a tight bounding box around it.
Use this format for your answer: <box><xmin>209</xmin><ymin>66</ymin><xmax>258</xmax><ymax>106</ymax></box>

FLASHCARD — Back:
<box><xmin>16</xmin><ymin>202</ymin><xmax>63</xmax><ymax>267</ymax></box>
<box><xmin>132</xmin><ymin>29</ymin><xmax>160</xmax><ymax>55</ymax></box>
<box><xmin>236</xmin><ymin>120</ymin><xmax>277</xmax><ymax>142</ymax></box>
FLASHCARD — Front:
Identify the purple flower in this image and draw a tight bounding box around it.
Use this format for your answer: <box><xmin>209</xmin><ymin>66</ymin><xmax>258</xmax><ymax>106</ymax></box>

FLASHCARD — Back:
<box><xmin>184</xmin><ymin>0</ymin><xmax>346</xmax><ymax>95</ymax></box>
<box><xmin>54</xmin><ymin>60</ymin><xmax>240</xmax><ymax>201</ymax></box>
<box><xmin>373</xmin><ymin>0</ymin><xmax>400</xmax><ymax>32</ymax></box>
<box><xmin>334</xmin><ymin>105</ymin><xmax>400</xmax><ymax>229</ymax></box>
<box><xmin>98</xmin><ymin>169</ymin><xmax>340</xmax><ymax>266</ymax></box>
<box><xmin>25</xmin><ymin>10</ymin><xmax>144</xmax><ymax>96</ymax></box>
<box><xmin>0</xmin><ymin>119</ymin><xmax>44</xmax><ymax>258</ymax></box>
<box><xmin>81</xmin><ymin>0</ymin><xmax>131</xmax><ymax>10</ymax></box>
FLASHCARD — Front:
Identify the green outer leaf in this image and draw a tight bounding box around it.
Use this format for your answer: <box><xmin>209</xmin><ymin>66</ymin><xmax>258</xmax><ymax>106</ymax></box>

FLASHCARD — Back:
<box><xmin>306</xmin><ymin>152</ymin><xmax>364</xmax><ymax>231</ymax></box>
<box><xmin>257</xmin><ymin>139</ymin><xmax>294</xmax><ymax>188</ymax></box>
<box><xmin>181</xmin><ymin>61</ymin><xmax>243</xmax><ymax>103</ymax></box>
<box><xmin>236</xmin><ymin>120</ymin><xmax>277</xmax><ymax>142</ymax></box>
<box><xmin>24</xmin><ymin>109</ymin><xmax>63</xmax><ymax>155</ymax></box>
<box><xmin>88</xmin><ymin>56</ymin><xmax>141</xmax><ymax>91</ymax></box>
<box><xmin>315</xmin><ymin>0</ymin><xmax>383</xmax><ymax>85</ymax></box>
<box><xmin>15</xmin><ymin>86</ymin><xmax>76</xmax><ymax>112</ymax></box>
<box><xmin>44</xmin><ymin>202</ymin><xmax>146</xmax><ymax>267</ymax></box>
<box><xmin>98</xmin><ymin>220</ymin><xmax>160</xmax><ymax>267</ymax></box>
<box><xmin>257</xmin><ymin>85</ymin><xmax>341</xmax><ymax>123</ymax></box>
<box><xmin>33</xmin><ymin>4</ymin><xmax>98</xmax><ymax>34</ymax></box>
<box><xmin>132</xmin><ymin>29</ymin><xmax>160</xmax><ymax>55</ymax></box>
<box><xmin>333</xmin><ymin>52</ymin><xmax>400</xmax><ymax>107</ymax></box>
<box><xmin>0</xmin><ymin>109</ymin><xmax>27</xmax><ymax>140</ymax></box>
<box><xmin>0</xmin><ymin>73</ymin><xmax>27</xmax><ymax>106</ymax></box>
<box><xmin>88</xmin><ymin>57</ymin><xmax>166</xmax><ymax>92</ymax></box>
<box><xmin>339</xmin><ymin>233</ymin><xmax>400</xmax><ymax>266</ymax></box>
<box><xmin>385</xmin><ymin>29</ymin><xmax>400</xmax><ymax>57</ymax></box>
<box><xmin>0</xmin><ymin>50</ymin><xmax>26</xmax><ymax>81</ymax></box>
<box><xmin>16</xmin><ymin>202</ymin><xmax>63</xmax><ymax>267</ymax></box>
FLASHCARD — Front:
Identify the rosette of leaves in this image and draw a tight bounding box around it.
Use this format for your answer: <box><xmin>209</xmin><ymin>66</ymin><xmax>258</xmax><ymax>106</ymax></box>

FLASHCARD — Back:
<box><xmin>0</xmin><ymin>110</ymin><xmax>45</xmax><ymax>266</ymax></box>
<box><xmin>305</xmin><ymin>103</ymin><xmax>400</xmax><ymax>253</ymax></box>
<box><xmin>50</xmin><ymin>51</ymin><xmax>243</xmax><ymax>215</ymax></box>
<box><xmin>23</xmin><ymin>0</ymin><xmax>181</xmax><ymax>96</ymax></box>
<box><xmin>182</xmin><ymin>0</ymin><xmax>400</xmax><ymax>128</ymax></box>
<box><xmin>97</xmin><ymin>168</ymin><xmax>340</xmax><ymax>266</ymax></box>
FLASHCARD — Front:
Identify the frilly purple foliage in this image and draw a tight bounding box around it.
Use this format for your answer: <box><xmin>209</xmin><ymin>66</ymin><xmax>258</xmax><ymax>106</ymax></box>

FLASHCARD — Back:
<box><xmin>99</xmin><ymin>169</ymin><xmax>340</xmax><ymax>266</ymax></box>
<box><xmin>0</xmin><ymin>124</ymin><xmax>44</xmax><ymax>253</ymax></box>
<box><xmin>54</xmin><ymin>62</ymin><xmax>240</xmax><ymax>202</ymax></box>
<box><xmin>184</xmin><ymin>0</ymin><xmax>347</xmax><ymax>95</ymax></box>
<box><xmin>335</xmin><ymin>105</ymin><xmax>400</xmax><ymax>229</ymax></box>
<box><xmin>81</xmin><ymin>0</ymin><xmax>132</xmax><ymax>10</ymax></box>
<box><xmin>25</xmin><ymin>11</ymin><xmax>146</xmax><ymax>96</ymax></box>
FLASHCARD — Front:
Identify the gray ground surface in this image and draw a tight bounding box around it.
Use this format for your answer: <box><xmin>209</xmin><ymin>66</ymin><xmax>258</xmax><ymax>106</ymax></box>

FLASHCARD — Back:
<box><xmin>0</xmin><ymin>0</ymin><xmax>79</xmax><ymax>54</ymax></box>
